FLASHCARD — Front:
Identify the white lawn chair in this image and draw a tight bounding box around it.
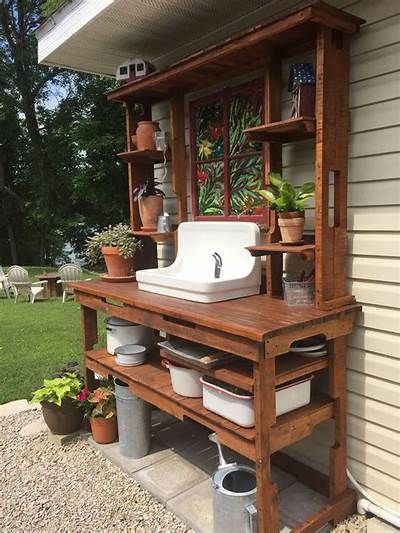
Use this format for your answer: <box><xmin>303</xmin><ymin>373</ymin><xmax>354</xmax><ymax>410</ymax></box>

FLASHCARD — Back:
<box><xmin>0</xmin><ymin>266</ymin><xmax>11</xmax><ymax>299</ymax></box>
<box><xmin>7</xmin><ymin>266</ymin><xmax>47</xmax><ymax>304</ymax></box>
<box><xmin>57</xmin><ymin>263</ymin><xmax>90</xmax><ymax>303</ymax></box>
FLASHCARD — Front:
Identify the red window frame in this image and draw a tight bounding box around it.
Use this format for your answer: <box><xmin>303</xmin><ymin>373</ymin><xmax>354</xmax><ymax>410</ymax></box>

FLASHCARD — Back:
<box><xmin>189</xmin><ymin>78</ymin><xmax>268</xmax><ymax>222</ymax></box>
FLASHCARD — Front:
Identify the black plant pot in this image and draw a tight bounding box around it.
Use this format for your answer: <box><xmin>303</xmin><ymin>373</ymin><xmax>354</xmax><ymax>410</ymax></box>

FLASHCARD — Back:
<box><xmin>41</xmin><ymin>398</ymin><xmax>84</xmax><ymax>435</ymax></box>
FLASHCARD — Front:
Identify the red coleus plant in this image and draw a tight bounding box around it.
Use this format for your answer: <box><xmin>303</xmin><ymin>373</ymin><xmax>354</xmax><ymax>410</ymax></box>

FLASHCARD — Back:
<box><xmin>78</xmin><ymin>386</ymin><xmax>116</xmax><ymax>419</ymax></box>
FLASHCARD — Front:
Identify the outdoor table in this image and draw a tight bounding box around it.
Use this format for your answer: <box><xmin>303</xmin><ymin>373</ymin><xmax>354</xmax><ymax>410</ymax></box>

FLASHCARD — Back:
<box><xmin>37</xmin><ymin>273</ymin><xmax>62</xmax><ymax>298</ymax></box>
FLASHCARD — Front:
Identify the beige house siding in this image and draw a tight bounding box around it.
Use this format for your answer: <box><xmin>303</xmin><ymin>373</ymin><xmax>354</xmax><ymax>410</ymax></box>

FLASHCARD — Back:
<box><xmin>152</xmin><ymin>0</ymin><xmax>400</xmax><ymax>511</ymax></box>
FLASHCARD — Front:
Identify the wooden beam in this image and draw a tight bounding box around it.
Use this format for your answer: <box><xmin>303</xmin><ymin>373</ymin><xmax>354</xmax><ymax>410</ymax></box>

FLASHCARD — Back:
<box><xmin>170</xmin><ymin>94</ymin><xmax>187</xmax><ymax>223</ymax></box>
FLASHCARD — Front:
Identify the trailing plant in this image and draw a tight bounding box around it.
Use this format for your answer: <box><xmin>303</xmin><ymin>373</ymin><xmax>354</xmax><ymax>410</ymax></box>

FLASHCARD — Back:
<box><xmin>258</xmin><ymin>173</ymin><xmax>315</xmax><ymax>213</ymax></box>
<box><xmin>30</xmin><ymin>373</ymin><xmax>83</xmax><ymax>406</ymax></box>
<box><xmin>133</xmin><ymin>180</ymin><xmax>166</xmax><ymax>201</ymax></box>
<box><xmin>80</xmin><ymin>386</ymin><xmax>116</xmax><ymax>419</ymax></box>
<box><xmin>84</xmin><ymin>223</ymin><xmax>142</xmax><ymax>265</ymax></box>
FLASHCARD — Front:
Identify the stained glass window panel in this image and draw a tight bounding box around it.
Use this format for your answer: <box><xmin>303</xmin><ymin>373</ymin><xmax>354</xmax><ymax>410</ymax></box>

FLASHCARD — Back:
<box><xmin>229</xmin><ymin>156</ymin><xmax>263</xmax><ymax>216</ymax></box>
<box><xmin>195</xmin><ymin>100</ymin><xmax>224</xmax><ymax>161</ymax></box>
<box><xmin>229</xmin><ymin>85</ymin><xmax>263</xmax><ymax>156</ymax></box>
<box><xmin>196</xmin><ymin>161</ymin><xmax>224</xmax><ymax>216</ymax></box>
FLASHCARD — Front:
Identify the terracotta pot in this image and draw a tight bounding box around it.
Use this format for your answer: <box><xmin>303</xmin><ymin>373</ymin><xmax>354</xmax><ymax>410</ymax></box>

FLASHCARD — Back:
<box><xmin>130</xmin><ymin>134</ymin><xmax>137</xmax><ymax>149</ymax></box>
<box><xmin>41</xmin><ymin>398</ymin><xmax>84</xmax><ymax>435</ymax></box>
<box><xmin>138</xmin><ymin>196</ymin><xmax>163</xmax><ymax>230</ymax></box>
<box><xmin>101</xmin><ymin>246</ymin><xmax>133</xmax><ymax>277</ymax></box>
<box><xmin>136</xmin><ymin>121</ymin><xmax>160</xmax><ymax>151</ymax></box>
<box><xmin>278</xmin><ymin>212</ymin><xmax>305</xmax><ymax>243</ymax></box>
<box><xmin>90</xmin><ymin>415</ymin><xmax>118</xmax><ymax>444</ymax></box>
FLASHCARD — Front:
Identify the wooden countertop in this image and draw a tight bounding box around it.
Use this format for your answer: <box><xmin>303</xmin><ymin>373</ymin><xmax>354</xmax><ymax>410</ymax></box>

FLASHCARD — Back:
<box><xmin>71</xmin><ymin>281</ymin><xmax>359</xmax><ymax>342</ymax></box>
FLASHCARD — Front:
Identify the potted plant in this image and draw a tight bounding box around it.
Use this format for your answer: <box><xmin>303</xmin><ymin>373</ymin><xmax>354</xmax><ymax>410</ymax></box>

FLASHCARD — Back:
<box><xmin>133</xmin><ymin>180</ymin><xmax>166</xmax><ymax>231</ymax></box>
<box><xmin>30</xmin><ymin>373</ymin><xmax>84</xmax><ymax>435</ymax></box>
<box><xmin>84</xmin><ymin>223</ymin><xmax>142</xmax><ymax>278</ymax></box>
<box><xmin>258</xmin><ymin>173</ymin><xmax>315</xmax><ymax>243</ymax></box>
<box><xmin>81</xmin><ymin>386</ymin><xmax>118</xmax><ymax>444</ymax></box>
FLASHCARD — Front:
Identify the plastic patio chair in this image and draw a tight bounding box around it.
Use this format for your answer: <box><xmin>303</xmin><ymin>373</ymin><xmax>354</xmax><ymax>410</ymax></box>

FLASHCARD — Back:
<box><xmin>7</xmin><ymin>266</ymin><xmax>47</xmax><ymax>304</ymax></box>
<box><xmin>0</xmin><ymin>266</ymin><xmax>11</xmax><ymax>299</ymax></box>
<box><xmin>57</xmin><ymin>263</ymin><xmax>91</xmax><ymax>303</ymax></box>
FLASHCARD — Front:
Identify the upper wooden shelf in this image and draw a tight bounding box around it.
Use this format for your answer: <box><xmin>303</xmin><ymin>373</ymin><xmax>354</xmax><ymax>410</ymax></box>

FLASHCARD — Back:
<box><xmin>247</xmin><ymin>242</ymin><xmax>315</xmax><ymax>261</ymax></box>
<box><xmin>117</xmin><ymin>150</ymin><xmax>171</xmax><ymax>164</ymax></box>
<box><xmin>132</xmin><ymin>230</ymin><xmax>175</xmax><ymax>243</ymax></box>
<box><xmin>106</xmin><ymin>2</ymin><xmax>364</xmax><ymax>103</ymax></box>
<box><xmin>244</xmin><ymin>117</ymin><xmax>316</xmax><ymax>144</ymax></box>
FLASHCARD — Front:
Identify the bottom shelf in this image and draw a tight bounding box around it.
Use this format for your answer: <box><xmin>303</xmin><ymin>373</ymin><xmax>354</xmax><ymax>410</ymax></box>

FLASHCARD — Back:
<box><xmin>85</xmin><ymin>349</ymin><xmax>334</xmax><ymax>459</ymax></box>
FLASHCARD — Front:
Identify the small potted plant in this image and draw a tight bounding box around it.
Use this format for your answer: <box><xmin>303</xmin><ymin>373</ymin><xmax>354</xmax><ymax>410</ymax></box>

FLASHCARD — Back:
<box><xmin>258</xmin><ymin>173</ymin><xmax>315</xmax><ymax>243</ymax></box>
<box><xmin>84</xmin><ymin>223</ymin><xmax>142</xmax><ymax>278</ymax></box>
<box><xmin>133</xmin><ymin>180</ymin><xmax>166</xmax><ymax>231</ymax></box>
<box><xmin>81</xmin><ymin>386</ymin><xmax>118</xmax><ymax>444</ymax></box>
<box><xmin>30</xmin><ymin>373</ymin><xmax>84</xmax><ymax>435</ymax></box>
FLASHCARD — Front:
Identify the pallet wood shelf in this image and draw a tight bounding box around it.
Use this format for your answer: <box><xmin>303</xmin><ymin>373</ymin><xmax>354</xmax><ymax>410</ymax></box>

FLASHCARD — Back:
<box><xmin>244</xmin><ymin>117</ymin><xmax>316</xmax><ymax>143</ymax></box>
<box><xmin>131</xmin><ymin>230</ymin><xmax>175</xmax><ymax>243</ymax></box>
<box><xmin>117</xmin><ymin>149</ymin><xmax>171</xmax><ymax>164</ymax></box>
<box><xmin>247</xmin><ymin>242</ymin><xmax>315</xmax><ymax>260</ymax></box>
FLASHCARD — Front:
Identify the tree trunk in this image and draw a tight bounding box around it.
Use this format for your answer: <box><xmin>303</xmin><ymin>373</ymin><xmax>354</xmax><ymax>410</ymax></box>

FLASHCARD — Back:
<box><xmin>0</xmin><ymin>157</ymin><xmax>19</xmax><ymax>264</ymax></box>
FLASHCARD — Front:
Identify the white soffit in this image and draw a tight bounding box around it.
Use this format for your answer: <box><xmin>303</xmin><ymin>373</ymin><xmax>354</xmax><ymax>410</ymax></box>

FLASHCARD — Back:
<box><xmin>36</xmin><ymin>0</ymin><xmax>303</xmax><ymax>76</ymax></box>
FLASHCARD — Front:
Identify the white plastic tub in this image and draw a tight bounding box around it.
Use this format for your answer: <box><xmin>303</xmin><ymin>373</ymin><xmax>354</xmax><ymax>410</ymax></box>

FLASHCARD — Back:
<box><xmin>115</xmin><ymin>344</ymin><xmax>146</xmax><ymax>367</ymax></box>
<box><xmin>161</xmin><ymin>359</ymin><xmax>203</xmax><ymax>398</ymax></box>
<box><xmin>201</xmin><ymin>375</ymin><xmax>313</xmax><ymax>428</ymax></box>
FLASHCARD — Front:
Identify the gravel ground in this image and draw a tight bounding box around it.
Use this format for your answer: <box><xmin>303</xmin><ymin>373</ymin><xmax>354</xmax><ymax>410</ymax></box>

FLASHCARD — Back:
<box><xmin>0</xmin><ymin>410</ymin><xmax>190</xmax><ymax>533</ymax></box>
<box><xmin>332</xmin><ymin>514</ymin><xmax>367</xmax><ymax>532</ymax></box>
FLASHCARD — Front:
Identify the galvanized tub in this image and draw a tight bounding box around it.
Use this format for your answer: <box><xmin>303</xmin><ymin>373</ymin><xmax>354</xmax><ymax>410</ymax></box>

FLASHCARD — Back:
<box><xmin>114</xmin><ymin>379</ymin><xmax>151</xmax><ymax>458</ymax></box>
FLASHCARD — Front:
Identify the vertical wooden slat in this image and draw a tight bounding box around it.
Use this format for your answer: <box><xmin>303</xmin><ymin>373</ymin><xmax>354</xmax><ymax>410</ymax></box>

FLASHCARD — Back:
<box><xmin>264</xmin><ymin>57</ymin><xmax>283</xmax><ymax>297</ymax></box>
<box><xmin>170</xmin><ymin>94</ymin><xmax>187</xmax><ymax>223</ymax></box>
<box><xmin>81</xmin><ymin>305</ymin><xmax>98</xmax><ymax>389</ymax></box>
<box><xmin>315</xmin><ymin>28</ymin><xmax>351</xmax><ymax>309</ymax></box>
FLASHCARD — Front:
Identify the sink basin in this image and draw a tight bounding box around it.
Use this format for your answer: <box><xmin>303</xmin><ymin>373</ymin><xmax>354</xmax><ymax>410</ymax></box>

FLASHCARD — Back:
<box><xmin>136</xmin><ymin>221</ymin><xmax>261</xmax><ymax>303</ymax></box>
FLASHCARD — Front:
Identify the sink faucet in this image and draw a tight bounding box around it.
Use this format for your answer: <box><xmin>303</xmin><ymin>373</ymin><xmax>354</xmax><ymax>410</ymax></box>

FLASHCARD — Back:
<box><xmin>212</xmin><ymin>252</ymin><xmax>222</xmax><ymax>279</ymax></box>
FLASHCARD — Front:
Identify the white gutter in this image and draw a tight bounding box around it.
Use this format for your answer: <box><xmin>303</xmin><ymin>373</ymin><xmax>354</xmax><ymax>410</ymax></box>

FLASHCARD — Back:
<box><xmin>347</xmin><ymin>468</ymin><xmax>400</xmax><ymax>528</ymax></box>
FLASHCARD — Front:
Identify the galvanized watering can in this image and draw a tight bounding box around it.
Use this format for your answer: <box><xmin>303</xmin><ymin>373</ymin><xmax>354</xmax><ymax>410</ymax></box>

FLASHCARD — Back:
<box><xmin>209</xmin><ymin>433</ymin><xmax>257</xmax><ymax>533</ymax></box>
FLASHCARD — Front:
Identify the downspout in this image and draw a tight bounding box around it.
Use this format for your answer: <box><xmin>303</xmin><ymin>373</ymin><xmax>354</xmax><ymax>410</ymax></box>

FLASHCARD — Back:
<box><xmin>347</xmin><ymin>468</ymin><xmax>400</xmax><ymax>528</ymax></box>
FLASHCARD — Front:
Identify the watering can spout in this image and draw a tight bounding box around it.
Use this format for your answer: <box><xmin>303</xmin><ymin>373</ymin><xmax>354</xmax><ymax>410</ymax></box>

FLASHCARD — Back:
<box><xmin>209</xmin><ymin>432</ymin><xmax>233</xmax><ymax>469</ymax></box>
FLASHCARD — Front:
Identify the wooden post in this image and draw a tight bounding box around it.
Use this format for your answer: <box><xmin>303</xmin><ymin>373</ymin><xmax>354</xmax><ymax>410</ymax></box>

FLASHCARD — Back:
<box><xmin>315</xmin><ymin>28</ymin><xmax>351</xmax><ymax>310</ymax></box>
<box><xmin>254</xmin><ymin>352</ymin><xmax>279</xmax><ymax>532</ymax></box>
<box><xmin>81</xmin><ymin>305</ymin><xmax>98</xmax><ymax>390</ymax></box>
<box><xmin>170</xmin><ymin>94</ymin><xmax>187</xmax><ymax>224</ymax></box>
<box><xmin>264</xmin><ymin>57</ymin><xmax>283</xmax><ymax>297</ymax></box>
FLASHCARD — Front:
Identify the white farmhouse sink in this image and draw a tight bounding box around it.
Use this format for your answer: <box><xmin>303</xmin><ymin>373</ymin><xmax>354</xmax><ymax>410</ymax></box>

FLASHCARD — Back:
<box><xmin>136</xmin><ymin>221</ymin><xmax>261</xmax><ymax>303</ymax></box>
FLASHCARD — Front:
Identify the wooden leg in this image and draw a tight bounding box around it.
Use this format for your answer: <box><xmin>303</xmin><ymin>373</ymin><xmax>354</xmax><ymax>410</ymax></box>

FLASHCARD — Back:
<box><xmin>254</xmin><ymin>356</ymin><xmax>279</xmax><ymax>533</ymax></box>
<box><xmin>81</xmin><ymin>305</ymin><xmax>98</xmax><ymax>390</ymax></box>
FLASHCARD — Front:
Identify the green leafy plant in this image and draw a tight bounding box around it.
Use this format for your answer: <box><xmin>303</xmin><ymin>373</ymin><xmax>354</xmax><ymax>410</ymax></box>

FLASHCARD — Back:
<box><xmin>30</xmin><ymin>373</ymin><xmax>83</xmax><ymax>406</ymax></box>
<box><xmin>81</xmin><ymin>386</ymin><xmax>116</xmax><ymax>419</ymax></box>
<box><xmin>84</xmin><ymin>223</ymin><xmax>142</xmax><ymax>265</ymax></box>
<box><xmin>258</xmin><ymin>173</ymin><xmax>315</xmax><ymax>213</ymax></box>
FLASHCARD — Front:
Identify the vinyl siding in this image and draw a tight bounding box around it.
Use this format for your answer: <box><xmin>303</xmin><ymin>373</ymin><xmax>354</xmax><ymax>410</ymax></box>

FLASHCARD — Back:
<box><xmin>152</xmin><ymin>0</ymin><xmax>400</xmax><ymax>510</ymax></box>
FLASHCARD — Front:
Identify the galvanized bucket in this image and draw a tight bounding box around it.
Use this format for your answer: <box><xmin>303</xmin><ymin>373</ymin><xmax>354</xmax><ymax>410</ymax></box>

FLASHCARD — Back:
<box><xmin>210</xmin><ymin>433</ymin><xmax>257</xmax><ymax>533</ymax></box>
<box><xmin>114</xmin><ymin>379</ymin><xmax>151</xmax><ymax>458</ymax></box>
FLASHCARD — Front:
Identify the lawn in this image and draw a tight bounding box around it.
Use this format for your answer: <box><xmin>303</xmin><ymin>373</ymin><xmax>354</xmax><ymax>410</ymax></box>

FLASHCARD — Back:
<box><xmin>0</xmin><ymin>267</ymin><xmax>104</xmax><ymax>404</ymax></box>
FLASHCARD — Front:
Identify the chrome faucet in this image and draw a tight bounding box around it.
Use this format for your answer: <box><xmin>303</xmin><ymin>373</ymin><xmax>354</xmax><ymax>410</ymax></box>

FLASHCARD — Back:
<box><xmin>212</xmin><ymin>252</ymin><xmax>222</xmax><ymax>279</ymax></box>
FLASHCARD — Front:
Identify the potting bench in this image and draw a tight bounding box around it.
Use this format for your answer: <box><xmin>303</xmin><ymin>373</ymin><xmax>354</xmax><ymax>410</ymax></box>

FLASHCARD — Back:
<box><xmin>72</xmin><ymin>3</ymin><xmax>364</xmax><ymax>531</ymax></box>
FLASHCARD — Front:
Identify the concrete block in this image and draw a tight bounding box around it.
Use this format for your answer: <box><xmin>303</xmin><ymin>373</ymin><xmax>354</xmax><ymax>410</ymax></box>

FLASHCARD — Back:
<box><xmin>47</xmin><ymin>430</ymin><xmax>82</xmax><ymax>446</ymax></box>
<box><xmin>88</xmin><ymin>436</ymin><xmax>174</xmax><ymax>474</ymax></box>
<box><xmin>279</xmin><ymin>481</ymin><xmax>327</xmax><ymax>530</ymax></box>
<box><xmin>0</xmin><ymin>399</ymin><xmax>40</xmax><ymax>417</ymax></box>
<box><xmin>168</xmin><ymin>478</ymin><xmax>213</xmax><ymax>533</ymax></box>
<box><xmin>19</xmin><ymin>417</ymin><xmax>47</xmax><ymax>437</ymax></box>
<box><xmin>133</xmin><ymin>454</ymin><xmax>208</xmax><ymax>502</ymax></box>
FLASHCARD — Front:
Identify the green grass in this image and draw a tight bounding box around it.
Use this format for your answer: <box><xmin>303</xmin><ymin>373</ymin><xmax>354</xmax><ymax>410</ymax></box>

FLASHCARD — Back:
<box><xmin>0</xmin><ymin>267</ymin><xmax>104</xmax><ymax>404</ymax></box>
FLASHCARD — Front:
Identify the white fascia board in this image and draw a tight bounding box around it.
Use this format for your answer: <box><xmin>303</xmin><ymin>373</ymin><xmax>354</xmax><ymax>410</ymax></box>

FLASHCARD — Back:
<box><xmin>36</xmin><ymin>0</ymin><xmax>114</xmax><ymax>64</ymax></box>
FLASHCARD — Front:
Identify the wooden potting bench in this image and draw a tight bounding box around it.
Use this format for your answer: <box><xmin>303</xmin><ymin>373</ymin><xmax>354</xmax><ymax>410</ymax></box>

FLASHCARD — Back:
<box><xmin>72</xmin><ymin>3</ymin><xmax>364</xmax><ymax>531</ymax></box>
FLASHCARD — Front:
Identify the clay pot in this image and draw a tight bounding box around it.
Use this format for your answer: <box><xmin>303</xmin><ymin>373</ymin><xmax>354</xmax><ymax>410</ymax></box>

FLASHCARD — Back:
<box><xmin>101</xmin><ymin>246</ymin><xmax>133</xmax><ymax>277</ymax></box>
<box><xmin>41</xmin><ymin>398</ymin><xmax>84</xmax><ymax>435</ymax></box>
<box><xmin>90</xmin><ymin>415</ymin><xmax>118</xmax><ymax>444</ymax></box>
<box><xmin>138</xmin><ymin>196</ymin><xmax>164</xmax><ymax>230</ymax></box>
<box><xmin>130</xmin><ymin>134</ymin><xmax>137</xmax><ymax>149</ymax></box>
<box><xmin>136</xmin><ymin>121</ymin><xmax>160</xmax><ymax>151</ymax></box>
<box><xmin>278</xmin><ymin>212</ymin><xmax>305</xmax><ymax>243</ymax></box>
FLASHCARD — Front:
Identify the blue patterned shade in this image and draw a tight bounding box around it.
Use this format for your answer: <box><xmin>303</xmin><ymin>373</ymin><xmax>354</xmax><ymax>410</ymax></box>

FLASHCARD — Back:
<box><xmin>288</xmin><ymin>63</ymin><xmax>316</xmax><ymax>91</ymax></box>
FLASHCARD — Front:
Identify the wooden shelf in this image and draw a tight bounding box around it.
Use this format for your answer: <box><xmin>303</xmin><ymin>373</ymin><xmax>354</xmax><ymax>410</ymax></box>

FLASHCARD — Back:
<box><xmin>244</xmin><ymin>117</ymin><xmax>315</xmax><ymax>143</ymax></box>
<box><xmin>117</xmin><ymin>149</ymin><xmax>171</xmax><ymax>164</ymax></box>
<box><xmin>85</xmin><ymin>348</ymin><xmax>333</xmax><ymax>459</ymax></box>
<box><xmin>247</xmin><ymin>242</ymin><xmax>315</xmax><ymax>261</ymax></box>
<box><xmin>131</xmin><ymin>230</ymin><xmax>175</xmax><ymax>243</ymax></box>
<box><xmin>275</xmin><ymin>353</ymin><xmax>328</xmax><ymax>386</ymax></box>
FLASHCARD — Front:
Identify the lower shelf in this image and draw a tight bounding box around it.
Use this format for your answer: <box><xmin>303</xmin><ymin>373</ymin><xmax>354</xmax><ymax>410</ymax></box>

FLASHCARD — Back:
<box><xmin>85</xmin><ymin>349</ymin><xmax>334</xmax><ymax>460</ymax></box>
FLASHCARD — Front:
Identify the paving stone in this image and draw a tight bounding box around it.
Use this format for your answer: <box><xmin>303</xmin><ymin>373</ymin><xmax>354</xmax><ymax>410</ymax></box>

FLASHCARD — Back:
<box><xmin>19</xmin><ymin>416</ymin><xmax>47</xmax><ymax>437</ymax></box>
<box><xmin>88</xmin><ymin>436</ymin><xmax>174</xmax><ymax>474</ymax></box>
<box><xmin>155</xmin><ymin>419</ymin><xmax>207</xmax><ymax>451</ymax></box>
<box><xmin>367</xmin><ymin>517</ymin><xmax>398</xmax><ymax>532</ymax></box>
<box><xmin>278</xmin><ymin>481</ymin><xmax>328</xmax><ymax>530</ymax></box>
<box><xmin>47</xmin><ymin>429</ymin><xmax>88</xmax><ymax>446</ymax></box>
<box><xmin>168</xmin><ymin>478</ymin><xmax>213</xmax><ymax>533</ymax></box>
<box><xmin>0</xmin><ymin>399</ymin><xmax>40</xmax><ymax>417</ymax></box>
<box><xmin>133</xmin><ymin>454</ymin><xmax>208</xmax><ymax>502</ymax></box>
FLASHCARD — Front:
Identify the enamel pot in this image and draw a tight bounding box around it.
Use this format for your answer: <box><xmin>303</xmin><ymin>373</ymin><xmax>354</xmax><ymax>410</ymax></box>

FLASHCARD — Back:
<box><xmin>161</xmin><ymin>359</ymin><xmax>203</xmax><ymax>398</ymax></box>
<box><xmin>105</xmin><ymin>316</ymin><xmax>154</xmax><ymax>355</ymax></box>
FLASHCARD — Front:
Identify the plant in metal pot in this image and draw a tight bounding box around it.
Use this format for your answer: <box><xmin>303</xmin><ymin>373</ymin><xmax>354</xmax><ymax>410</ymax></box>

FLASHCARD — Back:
<box><xmin>30</xmin><ymin>373</ymin><xmax>84</xmax><ymax>435</ymax></box>
<box><xmin>84</xmin><ymin>223</ymin><xmax>142</xmax><ymax>278</ymax></box>
<box><xmin>81</xmin><ymin>386</ymin><xmax>117</xmax><ymax>444</ymax></box>
<box><xmin>258</xmin><ymin>173</ymin><xmax>315</xmax><ymax>243</ymax></box>
<box><xmin>133</xmin><ymin>180</ymin><xmax>166</xmax><ymax>231</ymax></box>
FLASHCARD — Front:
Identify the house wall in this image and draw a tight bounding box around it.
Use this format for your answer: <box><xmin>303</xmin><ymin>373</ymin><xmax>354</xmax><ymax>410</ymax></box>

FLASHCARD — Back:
<box><xmin>152</xmin><ymin>0</ymin><xmax>400</xmax><ymax>511</ymax></box>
